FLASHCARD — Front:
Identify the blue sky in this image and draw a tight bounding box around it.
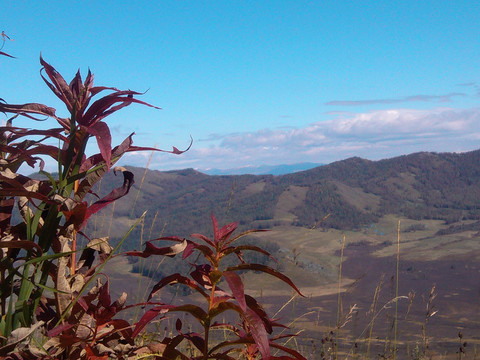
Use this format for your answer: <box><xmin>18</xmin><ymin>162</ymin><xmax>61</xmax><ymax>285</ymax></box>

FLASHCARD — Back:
<box><xmin>2</xmin><ymin>1</ymin><xmax>480</xmax><ymax>171</ymax></box>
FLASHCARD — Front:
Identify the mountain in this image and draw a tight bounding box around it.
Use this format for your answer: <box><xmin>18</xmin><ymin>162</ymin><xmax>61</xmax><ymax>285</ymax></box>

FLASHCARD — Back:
<box><xmin>200</xmin><ymin>162</ymin><xmax>323</xmax><ymax>175</ymax></box>
<box><xmin>85</xmin><ymin>149</ymin><xmax>480</xmax><ymax>356</ymax></box>
<box><xmin>90</xmin><ymin>149</ymin><xmax>480</xmax><ymax>246</ymax></box>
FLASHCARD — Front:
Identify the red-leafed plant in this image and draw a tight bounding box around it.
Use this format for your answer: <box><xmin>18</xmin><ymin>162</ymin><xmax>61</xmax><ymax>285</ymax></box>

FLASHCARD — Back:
<box><xmin>127</xmin><ymin>214</ymin><xmax>307</xmax><ymax>360</ymax></box>
<box><xmin>0</xmin><ymin>57</ymin><xmax>188</xmax><ymax>358</ymax></box>
<box><xmin>0</xmin><ymin>56</ymin><xmax>306</xmax><ymax>359</ymax></box>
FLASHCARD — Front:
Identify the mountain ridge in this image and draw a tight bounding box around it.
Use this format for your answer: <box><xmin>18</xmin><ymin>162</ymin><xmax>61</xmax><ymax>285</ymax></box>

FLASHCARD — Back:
<box><xmin>91</xmin><ymin>148</ymin><xmax>480</xmax><ymax>244</ymax></box>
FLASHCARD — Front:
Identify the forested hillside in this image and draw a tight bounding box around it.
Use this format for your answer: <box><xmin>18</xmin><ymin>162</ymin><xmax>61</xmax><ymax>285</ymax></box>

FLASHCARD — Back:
<box><xmin>88</xmin><ymin>149</ymin><xmax>480</xmax><ymax>247</ymax></box>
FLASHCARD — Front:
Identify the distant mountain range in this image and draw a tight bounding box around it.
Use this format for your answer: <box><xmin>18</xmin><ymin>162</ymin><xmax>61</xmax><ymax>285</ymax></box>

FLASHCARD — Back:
<box><xmin>200</xmin><ymin>162</ymin><xmax>323</xmax><ymax>175</ymax></box>
<box><xmin>90</xmin><ymin>149</ymin><xmax>480</xmax><ymax>245</ymax></box>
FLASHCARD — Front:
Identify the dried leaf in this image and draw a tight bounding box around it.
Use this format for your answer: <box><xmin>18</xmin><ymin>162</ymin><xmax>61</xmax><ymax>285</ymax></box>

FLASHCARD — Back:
<box><xmin>0</xmin><ymin>321</ymin><xmax>44</xmax><ymax>356</ymax></box>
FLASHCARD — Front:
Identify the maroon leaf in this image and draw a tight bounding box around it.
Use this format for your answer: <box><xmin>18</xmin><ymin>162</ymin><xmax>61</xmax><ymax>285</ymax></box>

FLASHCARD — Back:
<box><xmin>80</xmin><ymin>90</ymin><xmax>160</xmax><ymax>127</ymax></box>
<box><xmin>132</xmin><ymin>307</ymin><xmax>168</xmax><ymax>338</ymax></box>
<box><xmin>0</xmin><ymin>102</ymin><xmax>56</xmax><ymax>120</ymax></box>
<box><xmin>0</xmin><ymin>51</ymin><xmax>14</xmax><ymax>58</ymax></box>
<box><xmin>268</xmin><ymin>342</ymin><xmax>308</xmax><ymax>360</ymax></box>
<box><xmin>181</xmin><ymin>332</ymin><xmax>205</xmax><ymax>353</ymax></box>
<box><xmin>5</xmin><ymin>126</ymin><xmax>68</xmax><ymax>143</ymax></box>
<box><xmin>226</xmin><ymin>263</ymin><xmax>304</xmax><ymax>297</ymax></box>
<box><xmin>79</xmin><ymin>133</ymin><xmax>133</xmax><ymax>174</ymax></box>
<box><xmin>245</xmin><ymin>295</ymin><xmax>273</xmax><ymax>334</ymax></box>
<box><xmin>98</xmin><ymin>278</ymin><xmax>111</xmax><ymax>308</ymax></box>
<box><xmin>48</xmin><ymin>323</ymin><xmax>75</xmax><ymax>337</ymax></box>
<box><xmin>85</xmin><ymin>121</ymin><xmax>112</xmax><ymax>169</ymax></box>
<box><xmin>223</xmin><ymin>228</ymin><xmax>269</xmax><ymax>248</ymax></box>
<box><xmin>125</xmin><ymin>239</ymin><xmax>187</xmax><ymax>259</ymax></box>
<box><xmin>101</xmin><ymin>319</ymin><xmax>133</xmax><ymax>343</ymax></box>
<box><xmin>222</xmin><ymin>244</ymin><xmax>274</xmax><ymax>260</ymax></box>
<box><xmin>82</xmin><ymin>168</ymin><xmax>134</xmax><ymax>227</ymax></box>
<box><xmin>128</xmin><ymin>140</ymin><xmax>193</xmax><ymax>155</ymax></box>
<box><xmin>223</xmin><ymin>271</ymin><xmax>246</xmax><ymax>312</ymax></box>
<box><xmin>0</xmin><ymin>177</ymin><xmax>51</xmax><ymax>203</ymax></box>
<box><xmin>190</xmin><ymin>232</ymin><xmax>215</xmax><ymax>248</ymax></box>
<box><xmin>208</xmin><ymin>300</ymin><xmax>242</xmax><ymax>319</ymax></box>
<box><xmin>0</xmin><ymin>240</ymin><xmax>42</xmax><ymax>254</ymax></box>
<box><xmin>76</xmin><ymin>134</ymin><xmax>134</xmax><ymax>202</ymax></box>
<box><xmin>210</xmin><ymin>213</ymin><xmax>238</xmax><ymax>245</ymax></box>
<box><xmin>146</xmin><ymin>273</ymin><xmax>209</xmax><ymax>301</ymax></box>
<box><xmin>182</xmin><ymin>241</ymin><xmax>195</xmax><ymax>259</ymax></box>
<box><xmin>244</xmin><ymin>309</ymin><xmax>270</xmax><ymax>360</ymax></box>
<box><xmin>0</xmin><ymin>198</ymin><xmax>14</xmax><ymax>233</ymax></box>
<box><xmin>190</xmin><ymin>264</ymin><xmax>213</xmax><ymax>288</ymax></box>
<box><xmin>180</xmin><ymin>240</ymin><xmax>215</xmax><ymax>264</ymax></box>
<box><xmin>133</xmin><ymin>304</ymin><xmax>207</xmax><ymax>338</ymax></box>
<box><xmin>40</xmin><ymin>56</ymin><xmax>74</xmax><ymax>112</ymax></box>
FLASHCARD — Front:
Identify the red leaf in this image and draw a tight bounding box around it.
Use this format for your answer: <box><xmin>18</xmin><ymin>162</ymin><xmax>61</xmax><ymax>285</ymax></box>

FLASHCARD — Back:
<box><xmin>146</xmin><ymin>273</ymin><xmax>209</xmax><ymax>301</ymax></box>
<box><xmin>226</xmin><ymin>264</ymin><xmax>304</xmax><ymax>297</ymax></box>
<box><xmin>79</xmin><ymin>133</ymin><xmax>133</xmax><ymax>174</ymax></box>
<box><xmin>0</xmin><ymin>198</ymin><xmax>14</xmax><ymax>233</ymax></box>
<box><xmin>245</xmin><ymin>295</ymin><xmax>273</xmax><ymax>334</ymax></box>
<box><xmin>48</xmin><ymin>323</ymin><xmax>75</xmax><ymax>337</ymax></box>
<box><xmin>40</xmin><ymin>56</ymin><xmax>74</xmax><ymax>112</ymax></box>
<box><xmin>5</xmin><ymin>126</ymin><xmax>68</xmax><ymax>143</ymax></box>
<box><xmin>211</xmin><ymin>213</ymin><xmax>238</xmax><ymax>244</ymax></box>
<box><xmin>0</xmin><ymin>102</ymin><xmax>56</xmax><ymax>120</ymax></box>
<box><xmin>182</xmin><ymin>241</ymin><xmax>195</xmax><ymax>259</ymax></box>
<box><xmin>244</xmin><ymin>309</ymin><xmax>270</xmax><ymax>360</ymax></box>
<box><xmin>268</xmin><ymin>342</ymin><xmax>308</xmax><ymax>360</ymax></box>
<box><xmin>76</xmin><ymin>134</ymin><xmax>134</xmax><ymax>203</ymax></box>
<box><xmin>85</xmin><ymin>121</ymin><xmax>112</xmax><ymax>169</ymax></box>
<box><xmin>125</xmin><ymin>239</ymin><xmax>187</xmax><ymax>259</ymax></box>
<box><xmin>180</xmin><ymin>240</ymin><xmax>216</xmax><ymax>264</ymax></box>
<box><xmin>190</xmin><ymin>232</ymin><xmax>215</xmax><ymax>248</ymax></box>
<box><xmin>107</xmin><ymin>319</ymin><xmax>134</xmax><ymax>342</ymax></box>
<box><xmin>223</xmin><ymin>244</ymin><xmax>274</xmax><ymax>260</ymax></box>
<box><xmin>98</xmin><ymin>278</ymin><xmax>111</xmax><ymax>308</ymax></box>
<box><xmin>82</xmin><ymin>168</ymin><xmax>134</xmax><ymax>228</ymax></box>
<box><xmin>0</xmin><ymin>51</ymin><xmax>14</xmax><ymax>58</ymax></box>
<box><xmin>133</xmin><ymin>304</ymin><xmax>207</xmax><ymax>338</ymax></box>
<box><xmin>190</xmin><ymin>264</ymin><xmax>213</xmax><ymax>288</ymax></box>
<box><xmin>81</xmin><ymin>90</ymin><xmax>160</xmax><ymax>127</ymax></box>
<box><xmin>132</xmin><ymin>306</ymin><xmax>169</xmax><ymax>338</ymax></box>
<box><xmin>223</xmin><ymin>271</ymin><xmax>247</xmax><ymax>312</ymax></box>
<box><xmin>181</xmin><ymin>332</ymin><xmax>205</xmax><ymax>353</ymax></box>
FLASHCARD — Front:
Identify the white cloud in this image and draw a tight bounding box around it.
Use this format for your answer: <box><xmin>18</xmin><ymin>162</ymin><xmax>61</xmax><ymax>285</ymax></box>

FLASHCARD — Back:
<box><xmin>120</xmin><ymin>107</ymin><xmax>480</xmax><ymax>171</ymax></box>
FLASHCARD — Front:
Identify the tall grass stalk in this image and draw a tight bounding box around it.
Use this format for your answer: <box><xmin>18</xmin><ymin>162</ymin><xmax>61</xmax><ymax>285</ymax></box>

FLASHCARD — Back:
<box><xmin>335</xmin><ymin>235</ymin><xmax>346</xmax><ymax>360</ymax></box>
<box><xmin>366</xmin><ymin>274</ymin><xmax>385</xmax><ymax>359</ymax></box>
<box><xmin>337</xmin><ymin>235</ymin><xmax>346</xmax><ymax>326</ymax></box>
<box><xmin>394</xmin><ymin>219</ymin><xmax>401</xmax><ymax>360</ymax></box>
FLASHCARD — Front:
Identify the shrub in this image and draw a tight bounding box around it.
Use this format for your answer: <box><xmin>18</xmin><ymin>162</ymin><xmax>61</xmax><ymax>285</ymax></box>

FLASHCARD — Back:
<box><xmin>0</xmin><ymin>56</ymin><xmax>305</xmax><ymax>359</ymax></box>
